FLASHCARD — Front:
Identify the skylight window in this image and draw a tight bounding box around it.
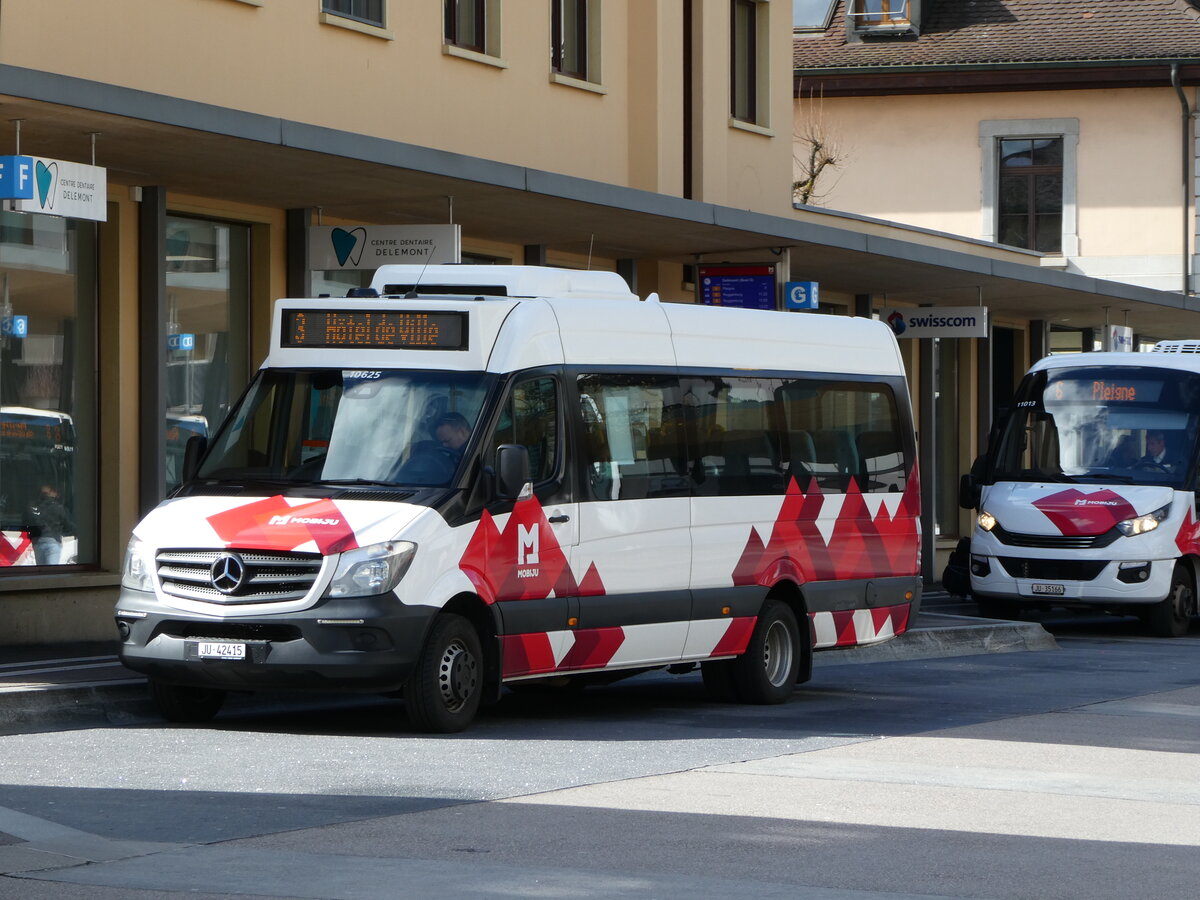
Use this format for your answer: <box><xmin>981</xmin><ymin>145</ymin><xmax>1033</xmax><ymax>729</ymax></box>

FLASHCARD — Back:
<box><xmin>794</xmin><ymin>0</ymin><xmax>837</xmax><ymax>31</ymax></box>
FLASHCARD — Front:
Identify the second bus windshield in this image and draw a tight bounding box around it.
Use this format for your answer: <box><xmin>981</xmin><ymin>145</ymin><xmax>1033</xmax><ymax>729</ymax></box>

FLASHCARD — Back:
<box><xmin>993</xmin><ymin>365</ymin><xmax>1200</xmax><ymax>487</ymax></box>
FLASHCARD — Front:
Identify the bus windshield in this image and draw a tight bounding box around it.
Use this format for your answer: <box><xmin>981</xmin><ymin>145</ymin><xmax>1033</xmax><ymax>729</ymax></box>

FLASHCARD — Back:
<box><xmin>197</xmin><ymin>369</ymin><xmax>494</xmax><ymax>488</ymax></box>
<box><xmin>991</xmin><ymin>365</ymin><xmax>1200</xmax><ymax>488</ymax></box>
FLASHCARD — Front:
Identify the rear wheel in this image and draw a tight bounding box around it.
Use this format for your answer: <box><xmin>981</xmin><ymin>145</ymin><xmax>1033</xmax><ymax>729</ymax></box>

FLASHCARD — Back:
<box><xmin>1148</xmin><ymin>566</ymin><xmax>1194</xmax><ymax>638</ymax></box>
<box><xmin>404</xmin><ymin>613</ymin><xmax>483</xmax><ymax>733</ymax></box>
<box><xmin>731</xmin><ymin>600</ymin><xmax>800</xmax><ymax>704</ymax></box>
<box><xmin>149</xmin><ymin>680</ymin><xmax>226</xmax><ymax>723</ymax></box>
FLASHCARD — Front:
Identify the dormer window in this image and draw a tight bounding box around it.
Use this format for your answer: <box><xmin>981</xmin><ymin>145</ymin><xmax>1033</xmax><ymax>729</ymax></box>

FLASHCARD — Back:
<box><xmin>849</xmin><ymin>0</ymin><xmax>915</xmax><ymax>35</ymax></box>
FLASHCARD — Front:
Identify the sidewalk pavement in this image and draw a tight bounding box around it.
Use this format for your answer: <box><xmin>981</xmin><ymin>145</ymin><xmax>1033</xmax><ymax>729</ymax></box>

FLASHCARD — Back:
<box><xmin>0</xmin><ymin>591</ymin><xmax>1055</xmax><ymax>733</ymax></box>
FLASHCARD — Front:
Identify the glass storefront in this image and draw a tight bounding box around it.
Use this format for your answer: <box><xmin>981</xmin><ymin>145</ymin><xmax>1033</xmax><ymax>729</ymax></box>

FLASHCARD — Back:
<box><xmin>163</xmin><ymin>216</ymin><xmax>249</xmax><ymax>493</ymax></box>
<box><xmin>0</xmin><ymin>212</ymin><xmax>97</xmax><ymax>568</ymax></box>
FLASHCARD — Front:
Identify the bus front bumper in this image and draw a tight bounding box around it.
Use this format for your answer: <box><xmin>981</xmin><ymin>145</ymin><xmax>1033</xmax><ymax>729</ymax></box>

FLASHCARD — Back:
<box><xmin>114</xmin><ymin>587</ymin><xmax>437</xmax><ymax>693</ymax></box>
<box><xmin>968</xmin><ymin>555</ymin><xmax>1174</xmax><ymax>607</ymax></box>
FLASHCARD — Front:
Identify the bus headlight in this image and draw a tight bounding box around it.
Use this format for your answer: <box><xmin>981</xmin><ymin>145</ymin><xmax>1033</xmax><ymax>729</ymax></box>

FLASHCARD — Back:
<box><xmin>120</xmin><ymin>536</ymin><xmax>156</xmax><ymax>592</ymax></box>
<box><xmin>977</xmin><ymin>511</ymin><xmax>997</xmax><ymax>532</ymax></box>
<box><xmin>1116</xmin><ymin>504</ymin><xmax>1170</xmax><ymax>537</ymax></box>
<box><xmin>326</xmin><ymin>541</ymin><xmax>417</xmax><ymax>598</ymax></box>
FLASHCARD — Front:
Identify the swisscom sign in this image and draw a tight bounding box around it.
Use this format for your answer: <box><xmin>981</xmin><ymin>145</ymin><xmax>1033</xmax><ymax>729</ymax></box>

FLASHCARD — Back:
<box><xmin>881</xmin><ymin>306</ymin><xmax>989</xmax><ymax>339</ymax></box>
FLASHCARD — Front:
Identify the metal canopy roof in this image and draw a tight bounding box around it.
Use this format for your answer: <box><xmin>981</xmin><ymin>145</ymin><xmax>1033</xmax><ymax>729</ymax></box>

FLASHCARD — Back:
<box><xmin>2</xmin><ymin>63</ymin><xmax>1198</xmax><ymax>341</ymax></box>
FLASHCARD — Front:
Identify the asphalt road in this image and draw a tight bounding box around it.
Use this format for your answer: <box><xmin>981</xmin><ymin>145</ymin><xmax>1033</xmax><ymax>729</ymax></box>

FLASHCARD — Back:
<box><xmin>1</xmin><ymin>610</ymin><xmax>1198</xmax><ymax>899</ymax></box>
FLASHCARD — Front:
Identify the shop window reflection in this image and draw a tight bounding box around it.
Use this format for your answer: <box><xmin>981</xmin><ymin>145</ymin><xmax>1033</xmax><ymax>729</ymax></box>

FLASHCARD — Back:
<box><xmin>163</xmin><ymin>216</ymin><xmax>249</xmax><ymax>494</ymax></box>
<box><xmin>0</xmin><ymin>212</ymin><xmax>96</xmax><ymax>568</ymax></box>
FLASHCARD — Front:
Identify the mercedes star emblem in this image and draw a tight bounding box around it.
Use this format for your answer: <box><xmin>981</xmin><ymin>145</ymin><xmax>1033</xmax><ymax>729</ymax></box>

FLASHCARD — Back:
<box><xmin>210</xmin><ymin>552</ymin><xmax>247</xmax><ymax>595</ymax></box>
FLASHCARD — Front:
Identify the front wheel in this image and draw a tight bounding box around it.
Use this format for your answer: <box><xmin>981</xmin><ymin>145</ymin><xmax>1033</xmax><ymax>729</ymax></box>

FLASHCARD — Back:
<box><xmin>404</xmin><ymin>613</ymin><xmax>484</xmax><ymax>733</ymax></box>
<box><xmin>731</xmin><ymin>600</ymin><xmax>801</xmax><ymax>704</ymax></box>
<box><xmin>150</xmin><ymin>680</ymin><xmax>226</xmax><ymax>723</ymax></box>
<box><xmin>1148</xmin><ymin>566</ymin><xmax>1194</xmax><ymax>638</ymax></box>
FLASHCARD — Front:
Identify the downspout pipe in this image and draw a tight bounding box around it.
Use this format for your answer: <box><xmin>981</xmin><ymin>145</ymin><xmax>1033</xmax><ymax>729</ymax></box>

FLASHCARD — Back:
<box><xmin>1172</xmin><ymin>64</ymin><xmax>1193</xmax><ymax>295</ymax></box>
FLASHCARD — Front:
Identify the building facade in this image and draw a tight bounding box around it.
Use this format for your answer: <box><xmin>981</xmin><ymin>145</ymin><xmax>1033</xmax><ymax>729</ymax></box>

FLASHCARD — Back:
<box><xmin>794</xmin><ymin>0</ymin><xmax>1200</xmax><ymax>551</ymax></box>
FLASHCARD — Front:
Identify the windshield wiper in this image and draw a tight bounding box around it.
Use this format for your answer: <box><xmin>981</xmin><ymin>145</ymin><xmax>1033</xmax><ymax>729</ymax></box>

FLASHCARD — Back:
<box><xmin>319</xmin><ymin>478</ymin><xmax>405</xmax><ymax>488</ymax></box>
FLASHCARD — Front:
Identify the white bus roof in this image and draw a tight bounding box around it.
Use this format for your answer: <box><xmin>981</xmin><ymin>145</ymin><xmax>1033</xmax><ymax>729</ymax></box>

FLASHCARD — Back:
<box><xmin>368</xmin><ymin>265</ymin><xmax>638</xmax><ymax>302</ymax></box>
<box><xmin>270</xmin><ymin>266</ymin><xmax>906</xmax><ymax>378</ymax></box>
<box><xmin>1030</xmin><ymin>350</ymin><xmax>1200</xmax><ymax>375</ymax></box>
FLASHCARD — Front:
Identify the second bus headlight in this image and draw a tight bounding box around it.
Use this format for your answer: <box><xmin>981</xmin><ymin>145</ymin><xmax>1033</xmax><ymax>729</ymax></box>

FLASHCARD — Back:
<box><xmin>325</xmin><ymin>541</ymin><xmax>417</xmax><ymax>598</ymax></box>
<box><xmin>1116</xmin><ymin>504</ymin><xmax>1171</xmax><ymax>537</ymax></box>
<box><xmin>977</xmin><ymin>511</ymin><xmax>998</xmax><ymax>532</ymax></box>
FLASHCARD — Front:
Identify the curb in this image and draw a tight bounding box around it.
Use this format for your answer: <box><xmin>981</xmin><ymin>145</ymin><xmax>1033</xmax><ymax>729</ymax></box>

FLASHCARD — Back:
<box><xmin>814</xmin><ymin>613</ymin><xmax>1057</xmax><ymax>666</ymax></box>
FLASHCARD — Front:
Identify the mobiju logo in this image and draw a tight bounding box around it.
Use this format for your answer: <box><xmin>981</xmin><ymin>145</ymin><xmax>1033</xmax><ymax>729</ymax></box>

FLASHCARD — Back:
<box><xmin>886</xmin><ymin>311</ymin><xmax>906</xmax><ymax>336</ymax></box>
<box><xmin>267</xmin><ymin>514</ymin><xmax>343</xmax><ymax>526</ymax></box>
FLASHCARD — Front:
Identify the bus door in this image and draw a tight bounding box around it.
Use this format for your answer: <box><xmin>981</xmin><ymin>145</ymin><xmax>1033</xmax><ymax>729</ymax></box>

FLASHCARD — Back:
<box><xmin>471</xmin><ymin>373</ymin><xmax>579</xmax><ymax>677</ymax></box>
<box><xmin>570</xmin><ymin>373</ymin><xmax>692</xmax><ymax>666</ymax></box>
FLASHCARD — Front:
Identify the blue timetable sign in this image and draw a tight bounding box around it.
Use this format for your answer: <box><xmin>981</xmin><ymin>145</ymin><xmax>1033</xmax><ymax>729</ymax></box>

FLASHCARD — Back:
<box><xmin>167</xmin><ymin>333</ymin><xmax>196</xmax><ymax>351</ymax></box>
<box><xmin>698</xmin><ymin>264</ymin><xmax>776</xmax><ymax>310</ymax></box>
<box><xmin>0</xmin><ymin>156</ymin><xmax>34</xmax><ymax>199</ymax></box>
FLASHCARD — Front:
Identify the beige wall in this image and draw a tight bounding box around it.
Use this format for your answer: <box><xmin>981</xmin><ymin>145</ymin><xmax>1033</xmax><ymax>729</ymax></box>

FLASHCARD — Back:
<box><xmin>0</xmin><ymin>0</ymin><xmax>794</xmax><ymax>218</ymax></box>
<box><xmin>795</xmin><ymin>87</ymin><xmax>1191</xmax><ymax>285</ymax></box>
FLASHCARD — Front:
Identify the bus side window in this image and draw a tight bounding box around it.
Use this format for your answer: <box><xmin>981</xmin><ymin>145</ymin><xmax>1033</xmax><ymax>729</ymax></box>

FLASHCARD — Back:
<box><xmin>492</xmin><ymin>376</ymin><xmax>559</xmax><ymax>485</ymax></box>
<box><xmin>577</xmin><ymin>374</ymin><xmax>686</xmax><ymax>500</ymax></box>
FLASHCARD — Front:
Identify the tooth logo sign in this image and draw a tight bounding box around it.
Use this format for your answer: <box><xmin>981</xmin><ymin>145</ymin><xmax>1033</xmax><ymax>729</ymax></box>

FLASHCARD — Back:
<box><xmin>35</xmin><ymin>160</ymin><xmax>57</xmax><ymax>210</ymax></box>
<box><xmin>331</xmin><ymin>227</ymin><xmax>366</xmax><ymax>267</ymax></box>
<box><xmin>886</xmin><ymin>310</ymin><xmax>906</xmax><ymax>336</ymax></box>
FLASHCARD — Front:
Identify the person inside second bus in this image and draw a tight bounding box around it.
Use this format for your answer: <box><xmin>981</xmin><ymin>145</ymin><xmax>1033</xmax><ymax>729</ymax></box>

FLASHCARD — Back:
<box><xmin>1140</xmin><ymin>430</ymin><xmax>1182</xmax><ymax>472</ymax></box>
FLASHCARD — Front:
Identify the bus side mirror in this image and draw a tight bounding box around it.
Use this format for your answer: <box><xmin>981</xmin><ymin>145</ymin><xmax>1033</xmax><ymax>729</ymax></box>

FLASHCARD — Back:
<box><xmin>182</xmin><ymin>434</ymin><xmax>208</xmax><ymax>483</ymax></box>
<box><xmin>496</xmin><ymin>444</ymin><xmax>531</xmax><ymax>500</ymax></box>
<box><xmin>959</xmin><ymin>472</ymin><xmax>980</xmax><ymax>510</ymax></box>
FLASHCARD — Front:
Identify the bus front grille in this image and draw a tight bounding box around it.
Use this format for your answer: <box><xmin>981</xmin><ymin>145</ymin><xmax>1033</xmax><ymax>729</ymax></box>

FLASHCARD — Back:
<box><xmin>996</xmin><ymin>557</ymin><xmax>1108</xmax><ymax>581</ymax></box>
<box><xmin>156</xmin><ymin>549</ymin><xmax>324</xmax><ymax>605</ymax></box>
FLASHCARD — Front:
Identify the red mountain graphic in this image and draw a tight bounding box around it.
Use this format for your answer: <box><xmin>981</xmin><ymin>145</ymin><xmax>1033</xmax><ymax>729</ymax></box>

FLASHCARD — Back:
<box><xmin>1032</xmin><ymin>489</ymin><xmax>1137</xmax><ymax>536</ymax></box>
<box><xmin>459</xmin><ymin>496</ymin><xmax>601</xmax><ymax>604</ymax></box>
<box><xmin>732</xmin><ymin>468</ymin><xmax>920</xmax><ymax>587</ymax></box>
<box><xmin>207</xmin><ymin>495</ymin><xmax>358</xmax><ymax>554</ymax></box>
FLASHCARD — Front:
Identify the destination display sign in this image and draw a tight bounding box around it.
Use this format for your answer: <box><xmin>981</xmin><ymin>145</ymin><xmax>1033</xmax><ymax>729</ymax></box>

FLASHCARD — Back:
<box><xmin>1048</xmin><ymin>378</ymin><xmax>1164</xmax><ymax>405</ymax></box>
<box><xmin>281</xmin><ymin>309</ymin><xmax>468</xmax><ymax>350</ymax></box>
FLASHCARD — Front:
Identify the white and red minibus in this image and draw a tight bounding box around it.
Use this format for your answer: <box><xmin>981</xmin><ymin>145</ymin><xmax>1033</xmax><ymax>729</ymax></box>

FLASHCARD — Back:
<box><xmin>962</xmin><ymin>342</ymin><xmax>1200</xmax><ymax>635</ymax></box>
<box><xmin>116</xmin><ymin>266</ymin><xmax>920</xmax><ymax>731</ymax></box>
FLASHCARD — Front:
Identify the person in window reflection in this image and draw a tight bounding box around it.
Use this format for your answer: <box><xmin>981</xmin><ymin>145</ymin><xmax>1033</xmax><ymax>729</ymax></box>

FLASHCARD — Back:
<box><xmin>26</xmin><ymin>484</ymin><xmax>73</xmax><ymax>566</ymax></box>
<box><xmin>434</xmin><ymin>412</ymin><xmax>472</xmax><ymax>460</ymax></box>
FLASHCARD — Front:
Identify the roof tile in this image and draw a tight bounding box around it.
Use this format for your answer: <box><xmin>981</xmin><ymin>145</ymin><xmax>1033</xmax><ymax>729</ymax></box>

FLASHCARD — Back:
<box><xmin>795</xmin><ymin>0</ymin><xmax>1200</xmax><ymax>69</ymax></box>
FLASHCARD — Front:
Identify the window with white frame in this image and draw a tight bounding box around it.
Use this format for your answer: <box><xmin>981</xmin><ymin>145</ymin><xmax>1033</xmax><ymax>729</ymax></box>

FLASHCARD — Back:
<box><xmin>850</xmin><ymin>0</ymin><xmax>910</xmax><ymax>26</ymax></box>
<box><xmin>322</xmin><ymin>0</ymin><xmax>385</xmax><ymax>28</ymax></box>
<box><xmin>980</xmin><ymin>119</ymin><xmax>1079</xmax><ymax>257</ymax></box>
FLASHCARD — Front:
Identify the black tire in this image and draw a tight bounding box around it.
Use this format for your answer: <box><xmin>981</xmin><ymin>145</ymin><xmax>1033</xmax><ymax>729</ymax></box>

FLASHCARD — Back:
<box><xmin>731</xmin><ymin>599</ymin><xmax>801</xmax><ymax>704</ymax></box>
<box><xmin>700</xmin><ymin>659</ymin><xmax>738</xmax><ymax>703</ymax></box>
<box><xmin>1148</xmin><ymin>566</ymin><xmax>1194</xmax><ymax>638</ymax></box>
<box><xmin>404</xmin><ymin>613</ymin><xmax>484</xmax><ymax>733</ymax></box>
<box><xmin>150</xmin><ymin>680</ymin><xmax>226</xmax><ymax>724</ymax></box>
